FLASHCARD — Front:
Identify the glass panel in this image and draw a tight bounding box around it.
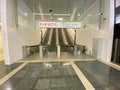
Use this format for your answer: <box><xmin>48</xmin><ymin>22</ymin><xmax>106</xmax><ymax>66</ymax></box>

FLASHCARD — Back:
<box><xmin>76</xmin><ymin>0</ymin><xmax>104</xmax><ymax>30</ymax></box>
<box><xmin>17</xmin><ymin>0</ymin><xmax>104</xmax><ymax>29</ymax></box>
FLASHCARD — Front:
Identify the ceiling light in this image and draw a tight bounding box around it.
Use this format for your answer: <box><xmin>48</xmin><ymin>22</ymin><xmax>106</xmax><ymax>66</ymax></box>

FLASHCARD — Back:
<box><xmin>77</xmin><ymin>14</ymin><xmax>81</xmax><ymax>17</ymax></box>
<box><xmin>71</xmin><ymin>7</ymin><xmax>77</xmax><ymax>21</ymax></box>
<box><xmin>88</xmin><ymin>14</ymin><xmax>92</xmax><ymax>17</ymax></box>
<box><xmin>24</xmin><ymin>13</ymin><xmax>28</xmax><ymax>16</ymax></box>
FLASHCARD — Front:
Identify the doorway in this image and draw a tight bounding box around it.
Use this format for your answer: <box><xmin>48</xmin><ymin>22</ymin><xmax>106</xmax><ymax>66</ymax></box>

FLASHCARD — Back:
<box><xmin>111</xmin><ymin>24</ymin><xmax>120</xmax><ymax>64</ymax></box>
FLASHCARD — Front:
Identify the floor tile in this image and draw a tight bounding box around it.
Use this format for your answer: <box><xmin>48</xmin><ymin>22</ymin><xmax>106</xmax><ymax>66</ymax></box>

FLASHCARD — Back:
<box><xmin>34</xmin><ymin>79</ymin><xmax>50</xmax><ymax>90</ymax></box>
<box><xmin>0</xmin><ymin>61</ymin><xmax>22</xmax><ymax>79</ymax></box>
<box><xmin>51</xmin><ymin>77</ymin><xmax>67</xmax><ymax>88</ymax></box>
<box><xmin>75</xmin><ymin>61</ymin><xmax>120</xmax><ymax>90</ymax></box>
<box><xmin>0</xmin><ymin>62</ymin><xmax>85</xmax><ymax>90</ymax></box>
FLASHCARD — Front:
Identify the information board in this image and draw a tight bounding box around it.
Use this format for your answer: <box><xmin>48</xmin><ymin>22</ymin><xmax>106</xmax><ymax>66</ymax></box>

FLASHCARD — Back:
<box><xmin>39</xmin><ymin>20</ymin><xmax>81</xmax><ymax>28</ymax></box>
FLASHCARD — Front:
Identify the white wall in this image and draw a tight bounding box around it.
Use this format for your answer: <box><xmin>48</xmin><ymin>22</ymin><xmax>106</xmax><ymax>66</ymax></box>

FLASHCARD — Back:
<box><xmin>1</xmin><ymin>0</ymin><xmax>114</xmax><ymax>64</ymax></box>
<box><xmin>17</xmin><ymin>0</ymin><xmax>41</xmax><ymax>46</ymax></box>
<box><xmin>76</xmin><ymin>29</ymin><xmax>108</xmax><ymax>54</ymax></box>
<box><xmin>71</xmin><ymin>0</ymin><xmax>114</xmax><ymax>62</ymax></box>
<box><xmin>116</xmin><ymin>0</ymin><xmax>120</xmax><ymax>7</ymax></box>
<box><xmin>1</xmin><ymin>0</ymin><xmax>41</xmax><ymax>65</ymax></box>
<box><xmin>17</xmin><ymin>0</ymin><xmax>34</xmax><ymax>28</ymax></box>
<box><xmin>101</xmin><ymin>0</ymin><xmax>114</xmax><ymax>62</ymax></box>
<box><xmin>0</xmin><ymin>28</ymin><xmax>3</xmax><ymax>51</ymax></box>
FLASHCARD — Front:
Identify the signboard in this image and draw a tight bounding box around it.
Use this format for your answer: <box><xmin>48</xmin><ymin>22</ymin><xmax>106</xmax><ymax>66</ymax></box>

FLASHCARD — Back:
<box><xmin>39</xmin><ymin>20</ymin><xmax>81</xmax><ymax>28</ymax></box>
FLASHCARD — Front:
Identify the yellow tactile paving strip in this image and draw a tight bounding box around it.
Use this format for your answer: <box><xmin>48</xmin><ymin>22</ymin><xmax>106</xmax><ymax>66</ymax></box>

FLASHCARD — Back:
<box><xmin>1</xmin><ymin>56</ymin><xmax>120</xmax><ymax>89</ymax></box>
<box><xmin>0</xmin><ymin>62</ymin><xmax>28</xmax><ymax>86</ymax></box>
<box><xmin>70</xmin><ymin>61</ymin><xmax>95</xmax><ymax>90</ymax></box>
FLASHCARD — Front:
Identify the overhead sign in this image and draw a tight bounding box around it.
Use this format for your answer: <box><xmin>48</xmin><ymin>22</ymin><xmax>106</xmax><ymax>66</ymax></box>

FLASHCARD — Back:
<box><xmin>39</xmin><ymin>20</ymin><xmax>81</xmax><ymax>28</ymax></box>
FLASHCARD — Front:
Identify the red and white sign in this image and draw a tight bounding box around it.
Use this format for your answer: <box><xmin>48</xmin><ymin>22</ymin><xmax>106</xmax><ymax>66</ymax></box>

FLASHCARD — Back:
<box><xmin>39</xmin><ymin>20</ymin><xmax>81</xmax><ymax>28</ymax></box>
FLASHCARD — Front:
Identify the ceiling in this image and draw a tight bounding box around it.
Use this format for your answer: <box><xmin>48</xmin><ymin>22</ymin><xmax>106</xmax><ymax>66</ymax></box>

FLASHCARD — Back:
<box><xmin>23</xmin><ymin>0</ymin><xmax>97</xmax><ymax>21</ymax></box>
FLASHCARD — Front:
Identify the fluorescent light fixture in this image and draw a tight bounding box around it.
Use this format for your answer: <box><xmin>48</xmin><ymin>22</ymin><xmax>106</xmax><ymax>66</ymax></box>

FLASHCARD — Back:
<box><xmin>88</xmin><ymin>14</ymin><xmax>92</xmax><ymax>17</ymax></box>
<box><xmin>38</xmin><ymin>6</ymin><xmax>44</xmax><ymax>20</ymax></box>
<box><xmin>34</xmin><ymin>13</ymin><xmax>70</xmax><ymax>16</ymax></box>
<box><xmin>71</xmin><ymin>7</ymin><xmax>77</xmax><ymax>21</ymax></box>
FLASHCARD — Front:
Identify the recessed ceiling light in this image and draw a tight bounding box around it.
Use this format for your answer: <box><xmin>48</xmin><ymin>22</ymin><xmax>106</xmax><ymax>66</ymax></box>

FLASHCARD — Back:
<box><xmin>88</xmin><ymin>14</ymin><xmax>92</xmax><ymax>17</ymax></box>
<box><xmin>24</xmin><ymin>13</ymin><xmax>28</xmax><ymax>16</ymax></box>
<box><xmin>78</xmin><ymin>14</ymin><xmax>80</xmax><ymax>17</ymax></box>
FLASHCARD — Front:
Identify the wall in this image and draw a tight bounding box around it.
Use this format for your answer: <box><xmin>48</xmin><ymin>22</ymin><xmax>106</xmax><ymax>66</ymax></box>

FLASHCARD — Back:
<box><xmin>1</xmin><ymin>0</ymin><xmax>41</xmax><ymax>65</ymax></box>
<box><xmin>76</xmin><ymin>0</ymin><xmax>114</xmax><ymax>62</ymax></box>
<box><xmin>66</xmin><ymin>0</ymin><xmax>114</xmax><ymax>62</ymax></box>
<box><xmin>0</xmin><ymin>27</ymin><xmax>3</xmax><ymax>51</ymax></box>
<box><xmin>1</xmin><ymin>0</ymin><xmax>114</xmax><ymax>64</ymax></box>
<box><xmin>116</xmin><ymin>0</ymin><xmax>120</xmax><ymax>7</ymax></box>
<box><xmin>17</xmin><ymin>0</ymin><xmax>41</xmax><ymax>46</ymax></box>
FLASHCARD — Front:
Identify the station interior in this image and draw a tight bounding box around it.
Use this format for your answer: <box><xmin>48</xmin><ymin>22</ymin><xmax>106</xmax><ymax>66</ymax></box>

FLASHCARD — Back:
<box><xmin>0</xmin><ymin>0</ymin><xmax>120</xmax><ymax>90</ymax></box>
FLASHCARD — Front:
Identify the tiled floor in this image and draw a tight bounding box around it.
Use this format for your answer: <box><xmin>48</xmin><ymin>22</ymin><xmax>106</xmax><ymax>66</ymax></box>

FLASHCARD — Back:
<box><xmin>0</xmin><ymin>54</ymin><xmax>120</xmax><ymax>90</ymax></box>
<box><xmin>75</xmin><ymin>61</ymin><xmax>120</xmax><ymax>90</ymax></box>
<box><xmin>0</xmin><ymin>61</ymin><xmax>22</xmax><ymax>79</ymax></box>
<box><xmin>0</xmin><ymin>62</ymin><xmax>85</xmax><ymax>90</ymax></box>
<box><xmin>19</xmin><ymin>52</ymin><xmax>95</xmax><ymax>62</ymax></box>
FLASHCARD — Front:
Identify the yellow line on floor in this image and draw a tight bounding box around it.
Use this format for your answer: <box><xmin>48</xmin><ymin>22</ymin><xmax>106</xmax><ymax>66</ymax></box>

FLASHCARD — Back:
<box><xmin>0</xmin><ymin>62</ymin><xmax>28</xmax><ymax>86</ymax></box>
<box><xmin>18</xmin><ymin>59</ymin><xmax>96</xmax><ymax>63</ymax></box>
<box><xmin>70</xmin><ymin>61</ymin><xmax>95</xmax><ymax>90</ymax></box>
<box><xmin>99</xmin><ymin>60</ymin><xmax>120</xmax><ymax>71</ymax></box>
<box><xmin>108</xmin><ymin>62</ymin><xmax>120</xmax><ymax>71</ymax></box>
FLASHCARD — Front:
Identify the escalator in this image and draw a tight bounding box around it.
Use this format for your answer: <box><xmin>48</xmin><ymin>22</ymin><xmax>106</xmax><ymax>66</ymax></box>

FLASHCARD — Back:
<box><xmin>48</xmin><ymin>28</ymin><xmax>56</xmax><ymax>52</ymax></box>
<box><xmin>64</xmin><ymin>28</ymin><xmax>74</xmax><ymax>45</ymax></box>
<box><xmin>58</xmin><ymin>28</ymin><xmax>64</xmax><ymax>46</ymax></box>
<box><xmin>42</xmin><ymin>28</ymin><xmax>74</xmax><ymax>53</ymax></box>
<box><xmin>42</xmin><ymin>28</ymin><xmax>51</xmax><ymax>45</ymax></box>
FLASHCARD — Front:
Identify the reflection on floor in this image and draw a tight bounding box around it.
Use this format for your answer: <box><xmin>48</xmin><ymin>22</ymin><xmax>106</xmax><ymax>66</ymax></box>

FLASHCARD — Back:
<box><xmin>0</xmin><ymin>58</ymin><xmax>120</xmax><ymax>90</ymax></box>
<box><xmin>0</xmin><ymin>61</ymin><xmax>22</xmax><ymax>79</ymax></box>
<box><xmin>75</xmin><ymin>61</ymin><xmax>120</xmax><ymax>90</ymax></box>
<box><xmin>20</xmin><ymin>52</ymin><xmax>95</xmax><ymax>62</ymax></box>
<box><xmin>0</xmin><ymin>62</ymin><xmax>85</xmax><ymax>90</ymax></box>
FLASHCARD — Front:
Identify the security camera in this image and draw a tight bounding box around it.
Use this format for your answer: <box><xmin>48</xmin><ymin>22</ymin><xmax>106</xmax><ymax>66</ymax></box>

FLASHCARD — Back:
<box><xmin>50</xmin><ymin>9</ymin><xmax>53</xmax><ymax>12</ymax></box>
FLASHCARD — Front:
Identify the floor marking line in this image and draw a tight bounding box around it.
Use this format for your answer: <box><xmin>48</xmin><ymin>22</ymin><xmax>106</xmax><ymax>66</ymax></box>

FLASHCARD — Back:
<box><xmin>70</xmin><ymin>61</ymin><xmax>95</xmax><ymax>90</ymax></box>
<box><xmin>0</xmin><ymin>62</ymin><xmax>28</xmax><ymax>86</ymax></box>
<box><xmin>108</xmin><ymin>62</ymin><xmax>120</xmax><ymax>71</ymax></box>
<box><xmin>18</xmin><ymin>59</ymin><xmax>96</xmax><ymax>63</ymax></box>
<box><xmin>99</xmin><ymin>60</ymin><xmax>120</xmax><ymax>71</ymax></box>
